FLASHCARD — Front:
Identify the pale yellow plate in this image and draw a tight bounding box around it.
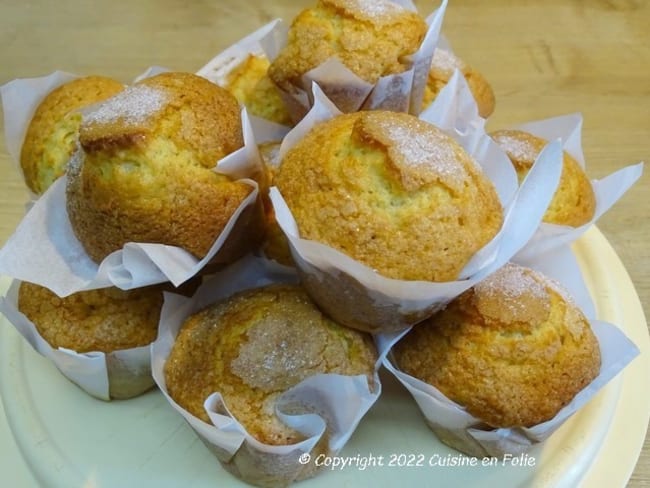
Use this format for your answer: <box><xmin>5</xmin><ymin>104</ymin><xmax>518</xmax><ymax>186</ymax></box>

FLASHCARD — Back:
<box><xmin>0</xmin><ymin>227</ymin><xmax>648</xmax><ymax>487</ymax></box>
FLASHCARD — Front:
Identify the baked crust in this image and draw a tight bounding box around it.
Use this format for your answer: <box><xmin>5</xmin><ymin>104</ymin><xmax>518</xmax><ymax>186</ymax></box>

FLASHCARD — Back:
<box><xmin>268</xmin><ymin>0</ymin><xmax>427</xmax><ymax>91</ymax></box>
<box><xmin>275</xmin><ymin>111</ymin><xmax>503</xmax><ymax>282</ymax></box>
<box><xmin>20</xmin><ymin>75</ymin><xmax>124</xmax><ymax>194</ymax></box>
<box><xmin>66</xmin><ymin>72</ymin><xmax>254</xmax><ymax>262</ymax></box>
<box><xmin>164</xmin><ymin>284</ymin><xmax>377</xmax><ymax>445</ymax></box>
<box><xmin>491</xmin><ymin>129</ymin><xmax>596</xmax><ymax>226</ymax></box>
<box><xmin>393</xmin><ymin>263</ymin><xmax>601</xmax><ymax>428</ymax></box>
<box><xmin>17</xmin><ymin>282</ymin><xmax>162</xmax><ymax>353</ymax></box>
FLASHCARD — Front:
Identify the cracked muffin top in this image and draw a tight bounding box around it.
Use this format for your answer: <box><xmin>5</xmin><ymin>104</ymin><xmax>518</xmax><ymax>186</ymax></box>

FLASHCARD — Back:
<box><xmin>66</xmin><ymin>72</ymin><xmax>255</xmax><ymax>263</ymax></box>
<box><xmin>393</xmin><ymin>263</ymin><xmax>601</xmax><ymax>428</ymax></box>
<box><xmin>268</xmin><ymin>0</ymin><xmax>427</xmax><ymax>92</ymax></box>
<box><xmin>164</xmin><ymin>284</ymin><xmax>377</xmax><ymax>445</ymax></box>
<box><xmin>274</xmin><ymin>110</ymin><xmax>503</xmax><ymax>282</ymax></box>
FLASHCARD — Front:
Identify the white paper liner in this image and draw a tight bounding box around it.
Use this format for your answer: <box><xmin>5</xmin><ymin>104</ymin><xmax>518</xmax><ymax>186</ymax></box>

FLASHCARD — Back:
<box><xmin>0</xmin><ymin>83</ymin><xmax>267</xmax><ymax>296</ymax></box>
<box><xmin>151</xmin><ymin>255</ymin><xmax>382</xmax><ymax>486</ymax></box>
<box><xmin>503</xmin><ymin>113</ymin><xmax>644</xmax><ymax>261</ymax></box>
<box><xmin>378</xmin><ymin>244</ymin><xmax>640</xmax><ymax>458</ymax></box>
<box><xmin>238</xmin><ymin>0</ymin><xmax>447</xmax><ymax>122</ymax></box>
<box><xmin>196</xmin><ymin>19</ymin><xmax>293</xmax><ymax>142</ymax></box>
<box><xmin>0</xmin><ymin>280</ymin><xmax>153</xmax><ymax>401</ymax></box>
<box><xmin>269</xmin><ymin>83</ymin><xmax>563</xmax><ymax>333</ymax></box>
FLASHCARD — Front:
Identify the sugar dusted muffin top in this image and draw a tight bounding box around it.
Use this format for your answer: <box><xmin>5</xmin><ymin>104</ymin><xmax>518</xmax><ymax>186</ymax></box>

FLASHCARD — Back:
<box><xmin>20</xmin><ymin>75</ymin><xmax>124</xmax><ymax>194</ymax></box>
<box><xmin>393</xmin><ymin>263</ymin><xmax>601</xmax><ymax>428</ymax></box>
<box><xmin>66</xmin><ymin>72</ymin><xmax>254</xmax><ymax>263</ymax></box>
<box><xmin>491</xmin><ymin>129</ymin><xmax>596</xmax><ymax>227</ymax></box>
<box><xmin>275</xmin><ymin>111</ymin><xmax>503</xmax><ymax>282</ymax></box>
<box><xmin>268</xmin><ymin>0</ymin><xmax>427</xmax><ymax>91</ymax></box>
<box><xmin>164</xmin><ymin>284</ymin><xmax>377</xmax><ymax>445</ymax></box>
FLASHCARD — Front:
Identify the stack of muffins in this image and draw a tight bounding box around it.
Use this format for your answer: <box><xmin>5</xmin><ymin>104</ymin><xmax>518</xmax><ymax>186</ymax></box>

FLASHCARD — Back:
<box><xmin>7</xmin><ymin>70</ymin><xmax>268</xmax><ymax>400</ymax></box>
<box><xmin>0</xmin><ymin>0</ymin><xmax>637</xmax><ymax>487</ymax></box>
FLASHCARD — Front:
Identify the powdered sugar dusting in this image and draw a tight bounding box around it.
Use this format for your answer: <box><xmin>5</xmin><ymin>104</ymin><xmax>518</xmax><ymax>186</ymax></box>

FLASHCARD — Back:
<box><xmin>332</xmin><ymin>0</ymin><xmax>404</xmax><ymax>21</ymax></box>
<box><xmin>540</xmin><ymin>274</ymin><xmax>578</xmax><ymax>308</ymax></box>
<box><xmin>83</xmin><ymin>85</ymin><xmax>167</xmax><ymax>126</ymax></box>
<box><xmin>374</xmin><ymin>117</ymin><xmax>477</xmax><ymax>188</ymax></box>
<box><xmin>476</xmin><ymin>263</ymin><xmax>547</xmax><ymax>301</ymax></box>
<box><xmin>431</xmin><ymin>48</ymin><xmax>465</xmax><ymax>74</ymax></box>
<box><xmin>492</xmin><ymin>132</ymin><xmax>539</xmax><ymax>163</ymax></box>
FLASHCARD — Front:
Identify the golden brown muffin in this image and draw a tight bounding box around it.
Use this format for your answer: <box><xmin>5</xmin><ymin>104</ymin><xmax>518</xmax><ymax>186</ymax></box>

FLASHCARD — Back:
<box><xmin>393</xmin><ymin>263</ymin><xmax>601</xmax><ymax>429</ymax></box>
<box><xmin>18</xmin><ymin>282</ymin><xmax>163</xmax><ymax>353</ymax></box>
<box><xmin>17</xmin><ymin>282</ymin><xmax>166</xmax><ymax>399</ymax></box>
<box><xmin>274</xmin><ymin>111</ymin><xmax>503</xmax><ymax>282</ymax></box>
<box><xmin>224</xmin><ymin>55</ymin><xmax>292</xmax><ymax>126</ymax></box>
<box><xmin>20</xmin><ymin>76</ymin><xmax>124</xmax><ymax>194</ymax></box>
<box><xmin>422</xmin><ymin>48</ymin><xmax>495</xmax><ymax>118</ymax></box>
<box><xmin>268</xmin><ymin>0</ymin><xmax>427</xmax><ymax>102</ymax></box>
<box><xmin>66</xmin><ymin>72</ymin><xmax>258</xmax><ymax>263</ymax></box>
<box><xmin>164</xmin><ymin>284</ymin><xmax>377</xmax><ymax>445</ymax></box>
<box><xmin>491</xmin><ymin>129</ymin><xmax>596</xmax><ymax>227</ymax></box>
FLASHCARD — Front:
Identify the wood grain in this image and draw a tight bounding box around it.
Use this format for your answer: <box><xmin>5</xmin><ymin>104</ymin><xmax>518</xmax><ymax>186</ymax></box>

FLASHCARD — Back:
<box><xmin>0</xmin><ymin>0</ymin><xmax>647</xmax><ymax>485</ymax></box>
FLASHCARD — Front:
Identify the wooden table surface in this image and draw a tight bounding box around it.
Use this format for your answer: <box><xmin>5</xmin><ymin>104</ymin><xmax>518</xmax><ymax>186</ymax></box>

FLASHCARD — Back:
<box><xmin>0</xmin><ymin>0</ymin><xmax>647</xmax><ymax>486</ymax></box>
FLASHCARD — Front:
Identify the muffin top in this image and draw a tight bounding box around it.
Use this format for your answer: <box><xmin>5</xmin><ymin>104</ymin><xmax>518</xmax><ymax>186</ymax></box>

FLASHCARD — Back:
<box><xmin>79</xmin><ymin>72</ymin><xmax>243</xmax><ymax>164</ymax></box>
<box><xmin>164</xmin><ymin>284</ymin><xmax>377</xmax><ymax>445</ymax></box>
<box><xmin>67</xmin><ymin>72</ymin><xmax>254</xmax><ymax>263</ymax></box>
<box><xmin>20</xmin><ymin>75</ymin><xmax>124</xmax><ymax>194</ymax></box>
<box><xmin>18</xmin><ymin>282</ymin><xmax>163</xmax><ymax>353</ymax></box>
<box><xmin>224</xmin><ymin>54</ymin><xmax>292</xmax><ymax>126</ymax></box>
<box><xmin>422</xmin><ymin>48</ymin><xmax>495</xmax><ymax>118</ymax></box>
<box><xmin>392</xmin><ymin>263</ymin><xmax>601</xmax><ymax>428</ymax></box>
<box><xmin>275</xmin><ymin>111</ymin><xmax>503</xmax><ymax>282</ymax></box>
<box><xmin>491</xmin><ymin>129</ymin><xmax>596</xmax><ymax>226</ymax></box>
<box><xmin>268</xmin><ymin>0</ymin><xmax>427</xmax><ymax>91</ymax></box>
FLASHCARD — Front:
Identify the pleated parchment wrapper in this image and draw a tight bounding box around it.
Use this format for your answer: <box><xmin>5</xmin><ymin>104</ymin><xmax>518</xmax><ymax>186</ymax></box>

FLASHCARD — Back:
<box><xmin>507</xmin><ymin>113</ymin><xmax>643</xmax><ymax>261</ymax></box>
<box><xmin>0</xmin><ymin>280</ymin><xmax>153</xmax><ymax>401</ymax></box>
<box><xmin>379</xmin><ymin>244</ymin><xmax>640</xmax><ymax>458</ymax></box>
<box><xmin>268</xmin><ymin>75</ymin><xmax>564</xmax><ymax>334</ymax></box>
<box><xmin>151</xmin><ymin>255</ymin><xmax>382</xmax><ymax>488</ymax></box>
<box><xmin>0</xmin><ymin>70</ymin><xmax>267</xmax><ymax>297</ymax></box>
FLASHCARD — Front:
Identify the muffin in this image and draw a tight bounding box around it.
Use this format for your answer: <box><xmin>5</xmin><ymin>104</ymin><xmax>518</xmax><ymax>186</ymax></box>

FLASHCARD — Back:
<box><xmin>491</xmin><ymin>129</ymin><xmax>596</xmax><ymax>226</ymax></box>
<box><xmin>422</xmin><ymin>48</ymin><xmax>495</xmax><ymax>118</ymax></box>
<box><xmin>274</xmin><ymin>111</ymin><xmax>503</xmax><ymax>282</ymax></box>
<box><xmin>164</xmin><ymin>284</ymin><xmax>376</xmax><ymax>483</ymax></box>
<box><xmin>20</xmin><ymin>75</ymin><xmax>124</xmax><ymax>194</ymax></box>
<box><xmin>17</xmin><ymin>282</ymin><xmax>164</xmax><ymax>399</ymax></box>
<box><xmin>392</xmin><ymin>263</ymin><xmax>601</xmax><ymax>449</ymax></box>
<box><xmin>66</xmin><ymin>72</ymin><xmax>261</xmax><ymax>263</ymax></box>
<box><xmin>268</xmin><ymin>0</ymin><xmax>428</xmax><ymax>116</ymax></box>
<box><xmin>224</xmin><ymin>54</ymin><xmax>292</xmax><ymax>126</ymax></box>
<box><xmin>165</xmin><ymin>284</ymin><xmax>376</xmax><ymax>441</ymax></box>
